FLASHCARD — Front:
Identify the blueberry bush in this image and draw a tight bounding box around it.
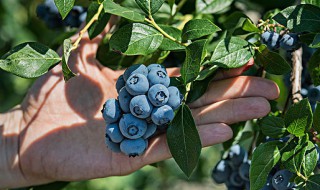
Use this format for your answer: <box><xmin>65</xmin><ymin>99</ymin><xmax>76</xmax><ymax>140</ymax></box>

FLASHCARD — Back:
<box><xmin>1</xmin><ymin>0</ymin><xmax>320</xmax><ymax>189</ymax></box>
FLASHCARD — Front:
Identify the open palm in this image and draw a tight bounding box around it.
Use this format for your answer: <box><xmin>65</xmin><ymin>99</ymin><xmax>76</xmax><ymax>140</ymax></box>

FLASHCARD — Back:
<box><xmin>16</xmin><ymin>22</ymin><xmax>279</xmax><ymax>186</ymax></box>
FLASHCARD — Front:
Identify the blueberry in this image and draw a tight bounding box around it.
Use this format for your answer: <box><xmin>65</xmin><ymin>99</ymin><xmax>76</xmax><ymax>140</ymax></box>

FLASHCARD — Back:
<box><xmin>228</xmin><ymin>145</ymin><xmax>247</xmax><ymax>167</ymax></box>
<box><xmin>280</xmin><ymin>33</ymin><xmax>299</xmax><ymax>51</ymax></box>
<box><xmin>118</xmin><ymin>87</ymin><xmax>133</xmax><ymax>113</ymax></box>
<box><xmin>44</xmin><ymin>0</ymin><xmax>59</xmax><ymax>14</ymax></box>
<box><xmin>126</xmin><ymin>74</ymin><xmax>149</xmax><ymax>96</ymax></box>
<box><xmin>36</xmin><ymin>4</ymin><xmax>47</xmax><ymax>19</ymax></box>
<box><xmin>119</xmin><ymin>114</ymin><xmax>147</xmax><ymax>139</ymax></box>
<box><xmin>102</xmin><ymin>99</ymin><xmax>122</xmax><ymax>123</ymax></box>
<box><xmin>167</xmin><ymin>86</ymin><xmax>183</xmax><ymax>110</ymax></box>
<box><xmin>105</xmin><ymin>135</ymin><xmax>121</xmax><ymax>153</ymax></box>
<box><xmin>123</xmin><ymin>64</ymin><xmax>148</xmax><ymax>81</ymax></box>
<box><xmin>230</xmin><ymin>171</ymin><xmax>245</xmax><ymax>187</ymax></box>
<box><xmin>308</xmin><ymin>85</ymin><xmax>320</xmax><ymax>102</ymax></box>
<box><xmin>147</xmin><ymin>63</ymin><xmax>166</xmax><ymax>72</ymax></box>
<box><xmin>116</xmin><ymin>75</ymin><xmax>126</xmax><ymax>93</ymax></box>
<box><xmin>211</xmin><ymin>160</ymin><xmax>232</xmax><ymax>184</ymax></box>
<box><xmin>106</xmin><ymin>123</ymin><xmax>124</xmax><ymax>143</ymax></box>
<box><xmin>245</xmin><ymin>181</ymin><xmax>250</xmax><ymax>190</ymax></box>
<box><xmin>261</xmin><ymin>31</ymin><xmax>272</xmax><ymax>44</ymax></box>
<box><xmin>151</xmin><ymin>105</ymin><xmax>174</xmax><ymax>125</ymax></box>
<box><xmin>147</xmin><ymin>68</ymin><xmax>170</xmax><ymax>87</ymax></box>
<box><xmin>64</xmin><ymin>6</ymin><xmax>86</xmax><ymax>27</ymax></box>
<box><xmin>272</xmin><ymin>169</ymin><xmax>293</xmax><ymax>190</ymax></box>
<box><xmin>239</xmin><ymin>161</ymin><xmax>250</xmax><ymax>181</ymax></box>
<box><xmin>262</xmin><ymin>174</ymin><xmax>274</xmax><ymax>190</ymax></box>
<box><xmin>120</xmin><ymin>138</ymin><xmax>147</xmax><ymax>157</ymax></box>
<box><xmin>148</xmin><ymin>84</ymin><xmax>169</xmax><ymax>107</ymax></box>
<box><xmin>79</xmin><ymin>12</ymin><xmax>87</xmax><ymax>23</ymax></box>
<box><xmin>261</xmin><ymin>31</ymin><xmax>281</xmax><ymax>50</ymax></box>
<box><xmin>130</xmin><ymin>95</ymin><xmax>153</xmax><ymax>119</ymax></box>
<box><xmin>143</xmin><ymin>123</ymin><xmax>157</xmax><ymax>139</ymax></box>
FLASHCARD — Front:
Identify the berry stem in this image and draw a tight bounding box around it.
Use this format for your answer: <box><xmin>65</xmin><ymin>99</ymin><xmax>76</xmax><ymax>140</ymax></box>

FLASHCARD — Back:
<box><xmin>291</xmin><ymin>47</ymin><xmax>303</xmax><ymax>103</ymax></box>
<box><xmin>71</xmin><ymin>3</ymin><xmax>104</xmax><ymax>50</ymax></box>
<box><xmin>145</xmin><ymin>17</ymin><xmax>188</xmax><ymax>47</ymax></box>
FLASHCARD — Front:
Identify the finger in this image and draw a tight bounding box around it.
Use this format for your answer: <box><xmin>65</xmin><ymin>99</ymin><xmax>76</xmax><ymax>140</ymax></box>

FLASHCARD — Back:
<box><xmin>140</xmin><ymin>123</ymin><xmax>233</xmax><ymax>165</ymax></box>
<box><xmin>213</xmin><ymin>58</ymin><xmax>254</xmax><ymax>81</ymax></box>
<box><xmin>192</xmin><ymin>97</ymin><xmax>271</xmax><ymax>126</ymax></box>
<box><xmin>189</xmin><ymin>76</ymin><xmax>280</xmax><ymax>108</ymax></box>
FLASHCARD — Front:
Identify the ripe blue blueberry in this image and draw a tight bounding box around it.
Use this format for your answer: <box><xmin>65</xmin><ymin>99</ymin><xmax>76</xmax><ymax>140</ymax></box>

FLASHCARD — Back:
<box><xmin>261</xmin><ymin>31</ymin><xmax>272</xmax><ymax>44</ymax></box>
<box><xmin>230</xmin><ymin>171</ymin><xmax>245</xmax><ymax>187</ymax></box>
<box><xmin>262</xmin><ymin>174</ymin><xmax>274</xmax><ymax>190</ymax></box>
<box><xmin>102</xmin><ymin>99</ymin><xmax>122</xmax><ymax>123</ymax></box>
<box><xmin>228</xmin><ymin>144</ymin><xmax>247</xmax><ymax>167</ymax></box>
<box><xmin>167</xmin><ymin>86</ymin><xmax>183</xmax><ymax>110</ymax></box>
<box><xmin>147</xmin><ymin>68</ymin><xmax>170</xmax><ymax>87</ymax></box>
<box><xmin>119</xmin><ymin>114</ymin><xmax>147</xmax><ymax>139</ymax></box>
<box><xmin>308</xmin><ymin>85</ymin><xmax>320</xmax><ymax>102</ymax></box>
<box><xmin>147</xmin><ymin>63</ymin><xmax>166</xmax><ymax>72</ymax></box>
<box><xmin>106</xmin><ymin>123</ymin><xmax>124</xmax><ymax>143</ymax></box>
<box><xmin>211</xmin><ymin>160</ymin><xmax>232</xmax><ymax>184</ymax></box>
<box><xmin>130</xmin><ymin>95</ymin><xmax>153</xmax><ymax>119</ymax></box>
<box><xmin>239</xmin><ymin>161</ymin><xmax>250</xmax><ymax>181</ymax></box>
<box><xmin>118</xmin><ymin>87</ymin><xmax>132</xmax><ymax>113</ymax></box>
<box><xmin>116</xmin><ymin>75</ymin><xmax>126</xmax><ymax>93</ymax></box>
<box><xmin>143</xmin><ymin>123</ymin><xmax>157</xmax><ymax>139</ymax></box>
<box><xmin>261</xmin><ymin>31</ymin><xmax>281</xmax><ymax>50</ymax></box>
<box><xmin>148</xmin><ymin>84</ymin><xmax>169</xmax><ymax>107</ymax></box>
<box><xmin>126</xmin><ymin>74</ymin><xmax>149</xmax><ymax>96</ymax></box>
<box><xmin>105</xmin><ymin>135</ymin><xmax>121</xmax><ymax>153</ymax></box>
<box><xmin>272</xmin><ymin>169</ymin><xmax>294</xmax><ymax>190</ymax></box>
<box><xmin>120</xmin><ymin>138</ymin><xmax>147</xmax><ymax>157</ymax></box>
<box><xmin>64</xmin><ymin>6</ymin><xmax>86</xmax><ymax>28</ymax></box>
<box><xmin>151</xmin><ymin>105</ymin><xmax>174</xmax><ymax>125</ymax></box>
<box><xmin>123</xmin><ymin>64</ymin><xmax>148</xmax><ymax>81</ymax></box>
<box><xmin>280</xmin><ymin>33</ymin><xmax>299</xmax><ymax>51</ymax></box>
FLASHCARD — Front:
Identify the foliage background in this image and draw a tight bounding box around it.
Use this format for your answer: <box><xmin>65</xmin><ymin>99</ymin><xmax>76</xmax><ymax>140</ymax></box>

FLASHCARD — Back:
<box><xmin>0</xmin><ymin>0</ymin><xmax>298</xmax><ymax>189</ymax></box>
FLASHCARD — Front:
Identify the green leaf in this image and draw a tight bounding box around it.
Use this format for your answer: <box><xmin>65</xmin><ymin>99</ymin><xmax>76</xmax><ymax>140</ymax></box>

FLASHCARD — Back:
<box><xmin>167</xmin><ymin>104</ymin><xmax>202</xmax><ymax>177</ymax></box>
<box><xmin>196</xmin><ymin>0</ymin><xmax>233</xmax><ymax>14</ymax></box>
<box><xmin>62</xmin><ymin>39</ymin><xmax>76</xmax><ymax>81</ymax></box>
<box><xmin>170</xmin><ymin>77</ymin><xmax>186</xmax><ymax>95</ymax></box>
<box><xmin>273</xmin><ymin>4</ymin><xmax>320</xmax><ymax>33</ymax></box>
<box><xmin>314</xmin><ymin>102</ymin><xmax>320</xmax><ymax>133</ymax></box>
<box><xmin>210</xmin><ymin>37</ymin><xmax>254</xmax><ymax>68</ymax></box>
<box><xmin>308</xmin><ymin>49</ymin><xmax>320</xmax><ymax>86</ymax></box>
<box><xmin>302</xmin><ymin>140</ymin><xmax>318</xmax><ymax>176</ymax></box>
<box><xmin>305</xmin><ymin>174</ymin><xmax>320</xmax><ymax>189</ymax></box>
<box><xmin>310</xmin><ymin>33</ymin><xmax>320</xmax><ymax>48</ymax></box>
<box><xmin>0</xmin><ymin>42</ymin><xmax>61</xmax><ymax>78</ymax></box>
<box><xmin>135</xmin><ymin>0</ymin><xmax>164</xmax><ymax>15</ymax></box>
<box><xmin>54</xmin><ymin>0</ymin><xmax>75</xmax><ymax>19</ymax></box>
<box><xmin>255</xmin><ymin>45</ymin><xmax>291</xmax><ymax>75</ymax></box>
<box><xmin>186</xmin><ymin>72</ymin><xmax>213</xmax><ymax>103</ymax></box>
<box><xmin>223</xmin><ymin>12</ymin><xmax>247</xmax><ymax>36</ymax></box>
<box><xmin>103</xmin><ymin>0</ymin><xmax>145</xmax><ymax>22</ymax></box>
<box><xmin>281</xmin><ymin>135</ymin><xmax>316</xmax><ymax>176</ymax></box>
<box><xmin>242</xmin><ymin>18</ymin><xmax>260</xmax><ymax>33</ymax></box>
<box><xmin>158</xmin><ymin>25</ymin><xmax>185</xmax><ymax>51</ymax></box>
<box><xmin>222</xmin><ymin>122</ymin><xmax>245</xmax><ymax>150</ymax></box>
<box><xmin>196</xmin><ymin>65</ymin><xmax>219</xmax><ymax>81</ymax></box>
<box><xmin>285</xmin><ymin>99</ymin><xmax>313</xmax><ymax>137</ymax></box>
<box><xmin>181</xmin><ymin>39</ymin><xmax>207</xmax><ymax>84</ymax></box>
<box><xmin>250</xmin><ymin>141</ymin><xmax>283</xmax><ymax>190</ymax></box>
<box><xmin>87</xmin><ymin>2</ymin><xmax>111</xmax><ymax>40</ymax></box>
<box><xmin>109</xmin><ymin>23</ymin><xmax>163</xmax><ymax>55</ymax></box>
<box><xmin>260</xmin><ymin>116</ymin><xmax>287</xmax><ymax>138</ymax></box>
<box><xmin>302</xmin><ymin>0</ymin><xmax>320</xmax><ymax>7</ymax></box>
<box><xmin>181</xmin><ymin>19</ymin><xmax>220</xmax><ymax>41</ymax></box>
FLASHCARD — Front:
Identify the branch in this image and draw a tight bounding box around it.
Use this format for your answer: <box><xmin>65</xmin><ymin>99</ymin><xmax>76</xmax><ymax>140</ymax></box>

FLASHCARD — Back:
<box><xmin>291</xmin><ymin>47</ymin><xmax>303</xmax><ymax>104</ymax></box>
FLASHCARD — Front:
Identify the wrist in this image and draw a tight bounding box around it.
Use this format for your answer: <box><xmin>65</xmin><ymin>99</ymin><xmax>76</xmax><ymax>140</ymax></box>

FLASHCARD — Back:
<box><xmin>0</xmin><ymin>107</ymin><xmax>28</xmax><ymax>189</ymax></box>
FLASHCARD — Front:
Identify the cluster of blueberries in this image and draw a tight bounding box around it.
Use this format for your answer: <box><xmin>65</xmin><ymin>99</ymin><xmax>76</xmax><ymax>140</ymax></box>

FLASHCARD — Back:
<box><xmin>101</xmin><ymin>64</ymin><xmax>183</xmax><ymax>157</ymax></box>
<box><xmin>211</xmin><ymin>145</ymin><xmax>251</xmax><ymax>190</ymax></box>
<box><xmin>36</xmin><ymin>0</ymin><xmax>86</xmax><ymax>29</ymax></box>
<box><xmin>261</xmin><ymin>31</ymin><xmax>299</xmax><ymax>51</ymax></box>
<box><xmin>211</xmin><ymin>144</ymin><xmax>298</xmax><ymax>190</ymax></box>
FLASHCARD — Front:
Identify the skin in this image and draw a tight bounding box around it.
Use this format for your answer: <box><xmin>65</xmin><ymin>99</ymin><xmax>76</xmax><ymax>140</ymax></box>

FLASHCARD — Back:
<box><xmin>0</xmin><ymin>19</ymin><xmax>279</xmax><ymax>189</ymax></box>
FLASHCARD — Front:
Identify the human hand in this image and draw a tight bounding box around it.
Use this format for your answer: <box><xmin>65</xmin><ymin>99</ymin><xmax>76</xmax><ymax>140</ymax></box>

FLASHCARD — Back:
<box><xmin>0</xmin><ymin>21</ymin><xmax>279</xmax><ymax>188</ymax></box>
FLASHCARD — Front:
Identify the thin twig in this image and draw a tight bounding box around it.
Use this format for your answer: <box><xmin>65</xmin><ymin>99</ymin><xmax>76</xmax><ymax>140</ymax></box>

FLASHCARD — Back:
<box><xmin>291</xmin><ymin>47</ymin><xmax>303</xmax><ymax>104</ymax></box>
